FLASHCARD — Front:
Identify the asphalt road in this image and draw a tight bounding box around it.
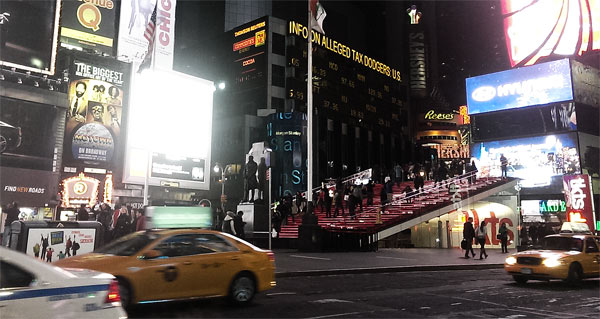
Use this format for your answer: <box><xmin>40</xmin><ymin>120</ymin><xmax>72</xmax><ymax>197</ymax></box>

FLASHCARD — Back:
<box><xmin>130</xmin><ymin>269</ymin><xmax>600</xmax><ymax>318</ymax></box>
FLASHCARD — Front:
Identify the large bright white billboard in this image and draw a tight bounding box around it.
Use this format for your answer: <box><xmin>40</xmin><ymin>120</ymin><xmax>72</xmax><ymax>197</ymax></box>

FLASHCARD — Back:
<box><xmin>123</xmin><ymin>69</ymin><xmax>214</xmax><ymax>190</ymax></box>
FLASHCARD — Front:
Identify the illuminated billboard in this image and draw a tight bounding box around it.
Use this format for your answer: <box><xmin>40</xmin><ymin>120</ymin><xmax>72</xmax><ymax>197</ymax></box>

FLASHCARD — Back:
<box><xmin>466</xmin><ymin>59</ymin><xmax>573</xmax><ymax>115</ymax></box>
<box><xmin>59</xmin><ymin>0</ymin><xmax>117</xmax><ymax>55</ymax></box>
<box><xmin>117</xmin><ymin>0</ymin><xmax>177</xmax><ymax>69</ymax></box>
<box><xmin>563</xmin><ymin>174</ymin><xmax>596</xmax><ymax>231</ymax></box>
<box><xmin>0</xmin><ymin>0</ymin><xmax>61</xmax><ymax>75</ymax></box>
<box><xmin>123</xmin><ymin>69</ymin><xmax>213</xmax><ymax>190</ymax></box>
<box><xmin>471</xmin><ymin>133</ymin><xmax>581</xmax><ymax>188</ymax></box>
<box><xmin>501</xmin><ymin>0</ymin><xmax>600</xmax><ymax>67</ymax></box>
<box><xmin>63</xmin><ymin>57</ymin><xmax>129</xmax><ymax>168</ymax></box>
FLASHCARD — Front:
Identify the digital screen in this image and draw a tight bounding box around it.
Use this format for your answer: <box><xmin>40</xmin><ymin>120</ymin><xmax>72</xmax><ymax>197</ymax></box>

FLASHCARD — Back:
<box><xmin>501</xmin><ymin>0</ymin><xmax>600</xmax><ymax>67</ymax></box>
<box><xmin>146</xmin><ymin>206</ymin><xmax>213</xmax><ymax>229</ymax></box>
<box><xmin>471</xmin><ymin>133</ymin><xmax>581</xmax><ymax>188</ymax></box>
<box><xmin>466</xmin><ymin>59</ymin><xmax>574</xmax><ymax>115</ymax></box>
<box><xmin>124</xmin><ymin>69</ymin><xmax>213</xmax><ymax>190</ymax></box>
<box><xmin>0</xmin><ymin>97</ymin><xmax>58</xmax><ymax>171</ymax></box>
<box><xmin>0</xmin><ymin>0</ymin><xmax>61</xmax><ymax>74</ymax></box>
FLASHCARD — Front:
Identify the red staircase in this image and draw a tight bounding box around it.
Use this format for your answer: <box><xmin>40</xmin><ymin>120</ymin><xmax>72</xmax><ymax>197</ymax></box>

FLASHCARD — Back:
<box><xmin>278</xmin><ymin>174</ymin><xmax>510</xmax><ymax>239</ymax></box>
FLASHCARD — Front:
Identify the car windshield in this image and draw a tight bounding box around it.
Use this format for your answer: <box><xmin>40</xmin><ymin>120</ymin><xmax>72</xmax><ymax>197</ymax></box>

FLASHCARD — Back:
<box><xmin>542</xmin><ymin>237</ymin><xmax>583</xmax><ymax>252</ymax></box>
<box><xmin>95</xmin><ymin>232</ymin><xmax>160</xmax><ymax>256</ymax></box>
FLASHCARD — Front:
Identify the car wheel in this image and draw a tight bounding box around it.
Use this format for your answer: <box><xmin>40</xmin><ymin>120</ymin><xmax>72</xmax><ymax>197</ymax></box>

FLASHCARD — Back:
<box><xmin>512</xmin><ymin>275</ymin><xmax>528</xmax><ymax>284</ymax></box>
<box><xmin>0</xmin><ymin>135</ymin><xmax>6</xmax><ymax>153</ymax></box>
<box><xmin>117</xmin><ymin>278</ymin><xmax>133</xmax><ymax>309</ymax></box>
<box><xmin>229</xmin><ymin>273</ymin><xmax>256</xmax><ymax>305</ymax></box>
<box><xmin>566</xmin><ymin>263</ymin><xmax>583</xmax><ymax>285</ymax></box>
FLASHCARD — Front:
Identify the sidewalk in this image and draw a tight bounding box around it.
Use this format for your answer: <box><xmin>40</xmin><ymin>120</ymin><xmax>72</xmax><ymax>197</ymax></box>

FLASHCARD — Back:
<box><xmin>274</xmin><ymin>247</ymin><xmax>508</xmax><ymax>277</ymax></box>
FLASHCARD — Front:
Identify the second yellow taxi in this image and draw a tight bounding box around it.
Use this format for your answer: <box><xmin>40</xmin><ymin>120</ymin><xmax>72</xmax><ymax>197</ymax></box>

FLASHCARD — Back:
<box><xmin>504</xmin><ymin>233</ymin><xmax>600</xmax><ymax>284</ymax></box>
<box><xmin>54</xmin><ymin>229</ymin><xmax>276</xmax><ymax>307</ymax></box>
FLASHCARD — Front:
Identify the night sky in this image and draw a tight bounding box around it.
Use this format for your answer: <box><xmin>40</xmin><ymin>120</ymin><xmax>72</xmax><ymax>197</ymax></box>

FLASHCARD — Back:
<box><xmin>175</xmin><ymin>1</ymin><xmax>511</xmax><ymax>107</ymax></box>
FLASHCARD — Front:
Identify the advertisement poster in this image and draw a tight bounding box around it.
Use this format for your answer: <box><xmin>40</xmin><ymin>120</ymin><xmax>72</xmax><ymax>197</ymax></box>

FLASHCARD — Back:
<box><xmin>151</xmin><ymin>153</ymin><xmax>206</xmax><ymax>182</ymax></box>
<box><xmin>466</xmin><ymin>59</ymin><xmax>573</xmax><ymax>115</ymax></box>
<box><xmin>64</xmin><ymin>58</ymin><xmax>129</xmax><ymax>168</ymax></box>
<box><xmin>59</xmin><ymin>0</ymin><xmax>117</xmax><ymax>55</ymax></box>
<box><xmin>471</xmin><ymin>133</ymin><xmax>580</xmax><ymax>188</ymax></box>
<box><xmin>117</xmin><ymin>0</ymin><xmax>176</xmax><ymax>69</ymax></box>
<box><xmin>26</xmin><ymin>228</ymin><xmax>96</xmax><ymax>263</ymax></box>
<box><xmin>563</xmin><ymin>174</ymin><xmax>596</xmax><ymax>231</ymax></box>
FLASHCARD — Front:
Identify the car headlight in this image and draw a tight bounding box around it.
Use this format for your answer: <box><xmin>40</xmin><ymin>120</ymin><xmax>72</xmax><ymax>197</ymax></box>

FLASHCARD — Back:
<box><xmin>542</xmin><ymin>258</ymin><xmax>563</xmax><ymax>267</ymax></box>
<box><xmin>505</xmin><ymin>256</ymin><xmax>517</xmax><ymax>265</ymax></box>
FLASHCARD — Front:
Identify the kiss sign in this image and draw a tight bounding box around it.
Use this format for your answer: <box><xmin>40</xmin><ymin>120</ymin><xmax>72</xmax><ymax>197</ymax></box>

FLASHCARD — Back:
<box><xmin>563</xmin><ymin>174</ymin><xmax>596</xmax><ymax>231</ymax></box>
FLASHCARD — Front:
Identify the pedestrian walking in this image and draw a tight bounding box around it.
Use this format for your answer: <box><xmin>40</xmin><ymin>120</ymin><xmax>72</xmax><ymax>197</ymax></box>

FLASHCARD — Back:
<box><xmin>2</xmin><ymin>202</ymin><xmax>21</xmax><ymax>247</ymax></box>
<box><xmin>475</xmin><ymin>221</ymin><xmax>488</xmax><ymax>259</ymax></box>
<box><xmin>334</xmin><ymin>190</ymin><xmax>344</xmax><ymax>217</ymax></box>
<box><xmin>498</xmin><ymin>222</ymin><xmax>509</xmax><ymax>253</ymax></box>
<box><xmin>96</xmin><ymin>203</ymin><xmax>113</xmax><ymax>245</ymax></box>
<box><xmin>136</xmin><ymin>209</ymin><xmax>146</xmax><ymax>231</ymax></box>
<box><xmin>468</xmin><ymin>160</ymin><xmax>478</xmax><ymax>184</ymax></box>
<box><xmin>352</xmin><ymin>184</ymin><xmax>363</xmax><ymax>213</ymax></box>
<box><xmin>366</xmin><ymin>180</ymin><xmax>374</xmax><ymax>206</ymax></box>
<box><xmin>500</xmin><ymin>154</ymin><xmax>508</xmax><ymax>178</ymax></box>
<box><xmin>463</xmin><ymin>217</ymin><xmax>476</xmax><ymax>258</ymax></box>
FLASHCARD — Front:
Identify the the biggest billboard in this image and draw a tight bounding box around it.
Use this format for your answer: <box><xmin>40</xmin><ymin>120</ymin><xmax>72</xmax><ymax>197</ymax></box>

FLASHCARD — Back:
<box><xmin>471</xmin><ymin>132</ymin><xmax>581</xmax><ymax>188</ymax></box>
<box><xmin>0</xmin><ymin>0</ymin><xmax>61</xmax><ymax>75</ymax></box>
<box><xmin>63</xmin><ymin>57</ymin><xmax>130</xmax><ymax>169</ymax></box>
<box><xmin>123</xmin><ymin>69</ymin><xmax>213</xmax><ymax>190</ymax></box>
<box><xmin>501</xmin><ymin>0</ymin><xmax>600</xmax><ymax>67</ymax></box>
<box><xmin>466</xmin><ymin>59</ymin><xmax>574</xmax><ymax>115</ymax></box>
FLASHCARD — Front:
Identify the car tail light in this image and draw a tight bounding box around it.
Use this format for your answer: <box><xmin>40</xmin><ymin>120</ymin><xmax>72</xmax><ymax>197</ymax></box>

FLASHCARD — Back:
<box><xmin>267</xmin><ymin>251</ymin><xmax>275</xmax><ymax>262</ymax></box>
<box><xmin>105</xmin><ymin>279</ymin><xmax>121</xmax><ymax>303</ymax></box>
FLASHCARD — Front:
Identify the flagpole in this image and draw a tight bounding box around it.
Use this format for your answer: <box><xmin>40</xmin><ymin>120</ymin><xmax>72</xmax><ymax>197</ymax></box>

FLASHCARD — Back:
<box><xmin>307</xmin><ymin>0</ymin><xmax>313</xmax><ymax>206</ymax></box>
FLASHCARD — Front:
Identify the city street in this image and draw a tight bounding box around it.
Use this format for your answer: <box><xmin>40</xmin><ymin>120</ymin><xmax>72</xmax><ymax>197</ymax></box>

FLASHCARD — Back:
<box><xmin>130</xmin><ymin>269</ymin><xmax>600</xmax><ymax>318</ymax></box>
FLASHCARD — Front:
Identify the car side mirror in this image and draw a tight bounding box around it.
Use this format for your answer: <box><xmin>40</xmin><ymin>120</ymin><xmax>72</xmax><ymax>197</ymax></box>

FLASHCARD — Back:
<box><xmin>142</xmin><ymin>249</ymin><xmax>162</xmax><ymax>259</ymax></box>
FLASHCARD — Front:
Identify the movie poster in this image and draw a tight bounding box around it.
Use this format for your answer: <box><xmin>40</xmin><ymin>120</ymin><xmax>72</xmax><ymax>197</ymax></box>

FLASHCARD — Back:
<box><xmin>26</xmin><ymin>228</ymin><xmax>96</xmax><ymax>263</ymax></box>
<box><xmin>64</xmin><ymin>58</ymin><xmax>129</xmax><ymax>168</ymax></box>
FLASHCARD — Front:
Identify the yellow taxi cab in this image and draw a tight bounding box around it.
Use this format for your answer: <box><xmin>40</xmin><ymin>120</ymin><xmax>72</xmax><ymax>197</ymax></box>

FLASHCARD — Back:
<box><xmin>504</xmin><ymin>232</ymin><xmax>600</xmax><ymax>284</ymax></box>
<box><xmin>54</xmin><ymin>229</ymin><xmax>276</xmax><ymax>308</ymax></box>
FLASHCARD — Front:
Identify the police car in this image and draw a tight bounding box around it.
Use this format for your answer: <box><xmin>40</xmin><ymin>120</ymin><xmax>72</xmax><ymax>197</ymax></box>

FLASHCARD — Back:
<box><xmin>0</xmin><ymin>246</ymin><xmax>127</xmax><ymax>318</ymax></box>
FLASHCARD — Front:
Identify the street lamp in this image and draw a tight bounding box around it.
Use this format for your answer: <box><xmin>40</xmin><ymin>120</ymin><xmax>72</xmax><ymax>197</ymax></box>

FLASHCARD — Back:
<box><xmin>213</xmin><ymin>163</ymin><xmax>232</xmax><ymax>210</ymax></box>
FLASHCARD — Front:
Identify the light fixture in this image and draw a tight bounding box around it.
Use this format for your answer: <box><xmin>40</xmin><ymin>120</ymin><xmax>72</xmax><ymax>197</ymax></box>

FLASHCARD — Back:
<box><xmin>218</xmin><ymin>82</ymin><xmax>226</xmax><ymax>90</ymax></box>
<box><xmin>34</xmin><ymin>81</ymin><xmax>39</xmax><ymax>87</ymax></box>
<box><xmin>17</xmin><ymin>78</ymin><xmax>22</xmax><ymax>84</ymax></box>
<box><xmin>0</xmin><ymin>74</ymin><xmax>4</xmax><ymax>81</ymax></box>
<box><xmin>213</xmin><ymin>163</ymin><xmax>221</xmax><ymax>173</ymax></box>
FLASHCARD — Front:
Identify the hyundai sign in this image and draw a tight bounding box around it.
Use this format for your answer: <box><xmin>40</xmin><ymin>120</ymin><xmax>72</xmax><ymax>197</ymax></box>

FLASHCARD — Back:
<box><xmin>466</xmin><ymin>59</ymin><xmax>573</xmax><ymax>115</ymax></box>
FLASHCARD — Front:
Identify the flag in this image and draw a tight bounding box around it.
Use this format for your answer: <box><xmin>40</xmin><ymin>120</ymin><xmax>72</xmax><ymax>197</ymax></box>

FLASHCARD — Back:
<box><xmin>138</xmin><ymin>4</ymin><xmax>158</xmax><ymax>73</ymax></box>
<box><xmin>310</xmin><ymin>0</ymin><xmax>326</xmax><ymax>34</ymax></box>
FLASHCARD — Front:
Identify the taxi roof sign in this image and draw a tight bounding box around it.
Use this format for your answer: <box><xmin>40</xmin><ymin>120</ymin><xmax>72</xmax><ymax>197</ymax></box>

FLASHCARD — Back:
<box><xmin>145</xmin><ymin>206</ymin><xmax>213</xmax><ymax>230</ymax></box>
<box><xmin>560</xmin><ymin>222</ymin><xmax>592</xmax><ymax>235</ymax></box>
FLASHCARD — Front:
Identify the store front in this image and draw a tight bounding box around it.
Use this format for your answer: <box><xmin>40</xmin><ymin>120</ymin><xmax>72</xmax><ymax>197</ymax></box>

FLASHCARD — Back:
<box><xmin>410</xmin><ymin>198</ymin><xmax>519</xmax><ymax>249</ymax></box>
<box><xmin>1</xmin><ymin>168</ymin><xmax>59</xmax><ymax>230</ymax></box>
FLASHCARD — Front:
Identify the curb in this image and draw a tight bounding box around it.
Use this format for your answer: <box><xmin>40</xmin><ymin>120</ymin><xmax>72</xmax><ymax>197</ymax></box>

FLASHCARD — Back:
<box><xmin>276</xmin><ymin>263</ymin><xmax>504</xmax><ymax>278</ymax></box>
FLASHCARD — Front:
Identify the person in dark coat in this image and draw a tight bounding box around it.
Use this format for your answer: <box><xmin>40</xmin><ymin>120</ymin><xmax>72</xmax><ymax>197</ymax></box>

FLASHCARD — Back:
<box><xmin>333</xmin><ymin>190</ymin><xmax>344</xmax><ymax>218</ymax></box>
<box><xmin>96</xmin><ymin>203</ymin><xmax>113</xmax><ymax>245</ymax></box>
<box><xmin>366</xmin><ymin>180</ymin><xmax>374</xmax><ymax>206</ymax></box>
<box><xmin>113</xmin><ymin>209</ymin><xmax>131</xmax><ymax>239</ymax></box>
<box><xmin>2</xmin><ymin>202</ymin><xmax>21</xmax><ymax>246</ymax></box>
<box><xmin>233</xmin><ymin>211</ymin><xmax>246</xmax><ymax>239</ymax></box>
<box><xmin>244</xmin><ymin>156</ymin><xmax>259</xmax><ymax>202</ymax></box>
<box><xmin>257</xmin><ymin>157</ymin><xmax>268</xmax><ymax>201</ymax></box>
<box><xmin>498</xmin><ymin>222</ymin><xmax>509</xmax><ymax>253</ymax></box>
<box><xmin>76</xmin><ymin>204</ymin><xmax>89</xmax><ymax>221</ymax></box>
<box><xmin>380</xmin><ymin>184</ymin><xmax>388</xmax><ymax>213</ymax></box>
<box><xmin>463</xmin><ymin>217</ymin><xmax>476</xmax><ymax>258</ymax></box>
<box><xmin>324</xmin><ymin>188</ymin><xmax>332</xmax><ymax>218</ymax></box>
